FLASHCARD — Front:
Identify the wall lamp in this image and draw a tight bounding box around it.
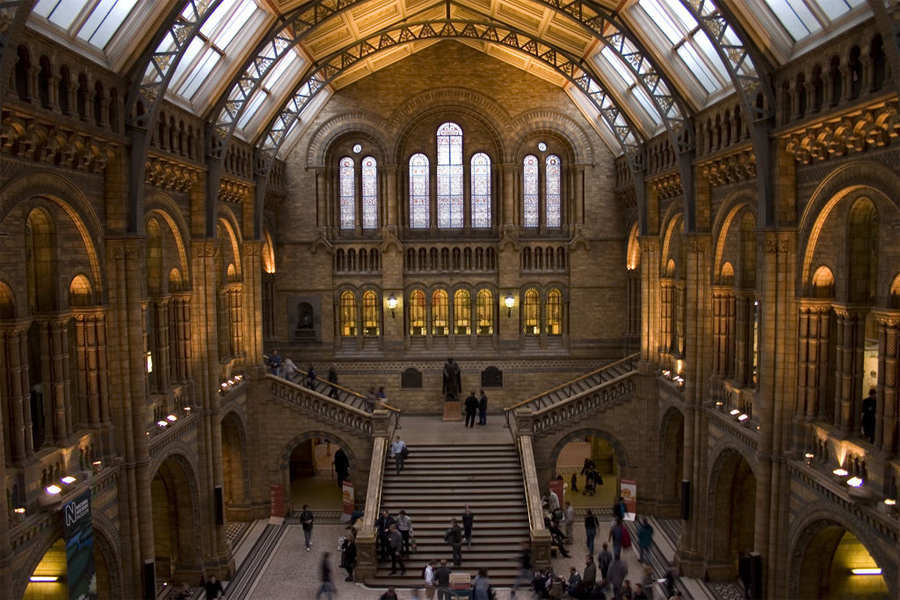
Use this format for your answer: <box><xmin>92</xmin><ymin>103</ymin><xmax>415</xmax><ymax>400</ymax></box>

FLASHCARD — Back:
<box><xmin>387</xmin><ymin>293</ymin><xmax>398</xmax><ymax>319</ymax></box>
<box><xmin>505</xmin><ymin>293</ymin><xmax>515</xmax><ymax>317</ymax></box>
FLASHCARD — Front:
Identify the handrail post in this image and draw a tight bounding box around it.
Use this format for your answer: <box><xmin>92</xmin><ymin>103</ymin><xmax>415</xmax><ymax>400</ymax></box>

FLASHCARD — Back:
<box><xmin>357</xmin><ymin>410</ymin><xmax>390</xmax><ymax>582</ymax></box>
<box><xmin>515</xmin><ymin>409</ymin><xmax>552</xmax><ymax>567</ymax></box>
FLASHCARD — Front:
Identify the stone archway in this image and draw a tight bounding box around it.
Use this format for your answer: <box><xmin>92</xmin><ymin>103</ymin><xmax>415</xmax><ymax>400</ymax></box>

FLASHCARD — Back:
<box><xmin>221</xmin><ymin>411</ymin><xmax>250</xmax><ymax>521</ymax></box>
<box><xmin>792</xmin><ymin>519</ymin><xmax>890</xmax><ymax>599</ymax></box>
<box><xmin>151</xmin><ymin>454</ymin><xmax>200</xmax><ymax>585</ymax></box>
<box><xmin>542</xmin><ymin>428</ymin><xmax>631</xmax><ymax>510</ymax></box>
<box><xmin>706</xmin><ymin>448</ymin><xmax>756</xmax><ymax>581</ymax></box>
<box><xmin>280</xmin><ymin>431</ymin><xmax>361</xmax><ymax>516</ymax></box>
<box><xmin>659</xmin><ymin>407</ymin><xmax>684</xmax><ymax>518</ymax></box>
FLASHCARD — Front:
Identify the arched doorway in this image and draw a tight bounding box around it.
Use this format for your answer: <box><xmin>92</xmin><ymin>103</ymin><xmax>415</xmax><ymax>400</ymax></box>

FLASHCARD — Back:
<box><xmin>151</xmin><ymin>455</ymin><xmax>199</xmax><ymax>586</ymax></box>
<box><xmin>287</xmin><ymin>434</ymin><xmax>354</xmax><ymax>515</ymax></box>
<box><xmin>23</xmin><ymin>535</ymin><xmax>112</xmax><ymax>599</ymax></box>
<box><xmin>707</xmin><ymin>449</ymin><xmax>756</xmax><ymax>581</ymax></box>
<box><xmin>659</xmin><ymin>408</ymin><xmax>685</xmax><ymax>518</ymax></box>
<box><xmin>793</xmin><ymin>520</ymin><xmax>889</xmax><ymax>599</ymax></box>
<box><xmin>548</xmin><ymin>430</ymin><xmax>626</xmax><ymax>512</ymax></box>
<box><xmin>221</xmin><ymin>412</ymin><xmax>250</xmax><ymax>521</ymax></box>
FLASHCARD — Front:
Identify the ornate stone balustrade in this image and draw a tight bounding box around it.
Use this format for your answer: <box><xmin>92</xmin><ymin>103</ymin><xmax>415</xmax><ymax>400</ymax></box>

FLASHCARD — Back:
<box><xmin>268</xmin><ymin>377</ymin><xmax>374</xmax><ymax>439</ymax></box>
<box><xmin>527</xmin><ymin>373</ymin><xmax>637</xmax><ymax>437</ymax></box>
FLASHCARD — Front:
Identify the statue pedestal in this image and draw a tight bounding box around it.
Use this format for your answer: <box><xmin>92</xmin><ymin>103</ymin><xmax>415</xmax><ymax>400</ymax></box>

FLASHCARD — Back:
<box><xmin>442</xmin><ymin>399</ymin><xmax>463</xmax><ymax>421</ymax></box>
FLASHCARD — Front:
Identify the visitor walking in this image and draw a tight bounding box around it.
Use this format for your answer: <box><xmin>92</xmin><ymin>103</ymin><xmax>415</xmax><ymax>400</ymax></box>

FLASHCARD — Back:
<box><xmin>397</xmin><ymin>509</ymin><xmax>414</xmax><ymax>557</ymax></box>
<box><xmin>434</xmin><ymin>559</ymin><xmax>452</xmax><ymax>600</ymax></box>
<box><xmin>637</xmin><ymin>518</ymin><xmax>654</xmax><ymax>565</ymax></box>
<box><xmin>444</xmin><ymin>518</ymin><xmax>463</xmax><ymax>566</ymax></box>
<box><xmin>585</xmin><ymin>509</ymin><xmax>598</xmax><ymax>555</ymax></box>
<box><xmin>478</xmin><ymin>389</ymin><xmax>488</xmax><ymax>425</ymax></box>
<box><xmin>316</xmin><ymin>552</ymin><xmax>336</xmax><ymax>600</ymax></box>
<box><xmin>464</xmin><ymin>390</ymin><xmax>478</xmax><ymax>428</ymax></box>
<box><xmin>462</xmin><ymin>505</ymin><xmax>475</xmax><ymax>547</ymax></box>
<box><xmin>564</xmin><ymin>501</ymin><xmax>575</xmax><ymax>545</ymax></box>
<box><xmin>391</xmin><ymin>435</ymin><xmax>408</xmax><ymax>475</ymax></box>
<box><xmin>300</xmin><ymin>504</ymin><xmax>315</xmax><ymax>551</ymax></box>
<box><xmin>327</xmin><ymin>364</ymin><xmax>339</xmax><ymax>398</ymax></box>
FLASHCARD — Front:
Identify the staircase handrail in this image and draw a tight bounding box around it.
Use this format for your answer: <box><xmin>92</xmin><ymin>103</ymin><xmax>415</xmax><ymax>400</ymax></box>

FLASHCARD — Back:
<box><xmin>295</xmin><ymin>368</ymin><xmax>403</xmax><ymax>418</ymax></box>
<box><xmin>503</xmin><ymin>352</ymin><xmax>639</xmax><ymax>416</ymax></box>
<box><xmin>517</xmin><ymin>431</ymin><xmax>553</xmax><ymax>566</ymax></box>
<box><xmin>356</xmin><ymin>426</ymin><xmax>390</xmax><ymax>581</ymax></box>
<box><xmin>267</xmin><ymin>375</ymin><xmax>381</xmax><ymax>438</ymax></box>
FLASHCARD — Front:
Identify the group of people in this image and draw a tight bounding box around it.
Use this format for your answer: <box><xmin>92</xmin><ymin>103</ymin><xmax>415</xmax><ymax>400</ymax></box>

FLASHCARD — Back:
<box><xmin>267</xmin><ymin>351</ymin><xmax>340</xmax><ymax>398</ymax></box>
<box><xmin>463</xmin><ymin>389</ymin><xmax>490</xmax><ymax>427</ymax></box>
<box><xmin>365</xmin><ymin>385</ymin><xmax>390</xmax><ymax>412</ymax></box>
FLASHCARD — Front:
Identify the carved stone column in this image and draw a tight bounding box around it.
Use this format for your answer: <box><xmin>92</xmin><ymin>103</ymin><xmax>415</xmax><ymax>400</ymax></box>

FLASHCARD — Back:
<box><xmin>0</xmin><ymin>323</ymin><xmax>33</xmax><ymax>462</ymax></box>
<box><xmin>873</xmin><ymin>311</ymin><xmax>899</xmax><ymax>455</ymax></box>
<box><xmin>37</xmin><ymin>316</ymin><xmax>73</xmax><ymax>444</ymax></box>
<box><xmin>384</xmin><ymin>164</ymin><xmax>398</xmax><ymax>229</ymax></box>
<box><xmin>241</xmin><ymin>241</ymin><xmax>264</xmax><ymax>367</ymax></box>
<box><xmin>153</xmin><ymin>299</ymin><xmax>171</xmax><ymax>392</ymax></box>
<box><xmin>833</xmin><ymin>305</ymin><xmax>865</xmax><ymax>435</ymax></box>
<box><xmin>502</xmin><ymin>163</ymin><xmax>515</xmax><ymax>226</ymax></box>
<box><xmin>639</xmin><ymin>237</ymin><xmax>660</xmax><ymax>365</ymax></box>
<box><xmin>73</xmin><ymin>309</ymin><xmax>107</xmax><ymax>429</ymax></box>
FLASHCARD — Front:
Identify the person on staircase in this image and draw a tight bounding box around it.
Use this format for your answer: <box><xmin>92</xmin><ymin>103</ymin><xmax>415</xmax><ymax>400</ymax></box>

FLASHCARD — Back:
<box><xmin>391</xmin><ymin>435</ymin><xmax>408</xmax><ymax>475</ymax></box>
<box><xmin>461</xmin><ymin>505</ymin><xmax>475</xmax><ymax>547</ymax></box>
<box><xmin>327</xmin><ymin>363</ymin><xmax>339</xmax><ymax>398</ymax></box>
<box><xmin>376</xmin><ymin>509</ymin><xmax>396</xmax><ymax>562</ymax></box>
<box><xmin>397</xmin><ymin>510</ymin><xmax>414</xmax><ymax>557</ymax></box>
<box><xmin>434</xmin><ymin>559</ymin><xmax>452</xmax><ymax>600</ymax></box>
<box><xmin>388</xmin><ymin>523</ymin><xmax>406</xmax><ymax>575</ymax></box>
<box><xmin>444</xmin><ymin>518</ymin><xmax>464</xmax><ymax>566</ymax></box>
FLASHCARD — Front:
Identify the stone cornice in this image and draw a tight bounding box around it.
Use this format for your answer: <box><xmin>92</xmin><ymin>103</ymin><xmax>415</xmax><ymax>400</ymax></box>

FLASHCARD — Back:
<box><xmin>145</xmin><ymin>152</ymin><xmax>201</xmax><ymax>193</ymax></box>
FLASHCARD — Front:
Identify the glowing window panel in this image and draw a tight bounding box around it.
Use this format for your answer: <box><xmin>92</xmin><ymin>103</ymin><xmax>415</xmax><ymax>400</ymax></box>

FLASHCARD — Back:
<box><xmin>523</xmin><ymin>155</ymin><xmax>539</xmax><ymax>228</ymax></box>
<box><xmin>362</xmin><ymin>291</ymin><xmax>378</xmax><ymax>336</ymax></box>
<box><xmin>476</xmin><ymin>289</ymin><xmax>493</xmax><ymax>335</ymax></box>
<box><xmin>524</xmin><ymin>289</ymin><xmax>540</xmax><ymax>335</ymax></box>
<box><xmin>339</xmin><ymin>157</ymin><xmax>355</xmax><ymax>230</ymax></box>
<box><xmin>470</xmin><ymin>152</ymin><xmax>492</xmax><ymax>229</ymax></box>
<box><xmin>437</xmin><ymin>123</ymin><xmax>463</xmax><ymax>229</ymax></box>
<box><xmin>409</xmin><ymin>153</ymin><xmax>430</xmax><ymax>229</ymax></box>
<box><xmin>361</xmin><ymin>156</ymin><xmax>378</xmax><ymax>229</ymax></box>
<box><xmin>432</xmin><ymin>290</ymin><xmax>449</xmax><ymax>335</ymax></box>
<box><xmin>409</xmin><ymin>290</ymin><xmax>426</xmax><ymax>335</ymax></box>
<box><xmin>547</xmin><ymin>288</ymin><xmax>563</xmax><ymax>334</ymax></box>
<box><xmin>340</xmin><ymin>291</ymin><xmax>357</xmax><ymax>336</ymax></box>
<box><xmin>454</xmin><ymin>290</ymin><xmax>471</xmax><ymax>335</ymax></box>
<box><xmin>545</xmin><ymin>155</ymin><xmax>561</xmax><ymax>228</ymax></box>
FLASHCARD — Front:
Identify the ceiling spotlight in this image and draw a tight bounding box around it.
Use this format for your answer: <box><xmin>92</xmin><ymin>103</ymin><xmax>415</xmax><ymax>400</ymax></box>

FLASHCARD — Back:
<box><xmin>61</xmin><ymin>476</ymin><xmax>77</xmax><ymax>484</ymax></box>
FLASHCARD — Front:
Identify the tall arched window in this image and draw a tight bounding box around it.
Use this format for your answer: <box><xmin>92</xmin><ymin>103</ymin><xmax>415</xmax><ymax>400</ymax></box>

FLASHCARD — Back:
<box><xmin>361</xmin><ymin>156</ymin><xmax>378</xmax><ymax>229</ymax></box>
<box><xmin>524</xmin><ymin>288</ymin><xmax>540</xmax><ymax>335</ymax></box>
<box><xmin>523</xmin><ymin>155</ymin><xmax>539</xmax><ymax>228</ymax></box>
<box><xmin>362</xmin><ymin>290</ymin><xmax>379</xmax><ymax>336</ymax></box>
<box><xmin>340</xmin><ymin>291</ymin><xmax>357</xmax><ymax>336</ymax></box>
<box><xmin>437</xmin><ymin>122</ymin><xmax>464</xmax><ymax>228</ymax></box>
<box><xmin>409</xmin><ymin>153</ymin><xmax>430</xmax><ymax>228</ymax></box>
<box><xmin>476</xmin><ymin>289</ymin><xmax>493</xmax><ymax>335</ymax></box>
<box><xmin>433</xmin><ymin>290</ymin><xmax>449</xmax><ymax>336</ymax></box>
<box><xmin>409</xmin><ymin>290</ymin><xmax>426</xmax><ymax>336</ymax></box>
<box><xmin>454</xmin><ymin>290</ymin><xmax>471</xmax><ymax>335</ymax></box>
<box><xmin>546</xmin><ymin>155</ymin><xmax>561</xmax><ymax>227</ymax></box>
<box><xmin>339</xmin><ymin>157</ymin><xmax>355</xmax><ymax>229</ymax></box>
<box><xmin>471</xmin><ymin>152</ymin><xmax>491</xmax><ymax>228</ymax></box>
<box><xmin>547</xmin><ymin>288</ymin><xmax>563</xmax><ymax>334</ymax></box>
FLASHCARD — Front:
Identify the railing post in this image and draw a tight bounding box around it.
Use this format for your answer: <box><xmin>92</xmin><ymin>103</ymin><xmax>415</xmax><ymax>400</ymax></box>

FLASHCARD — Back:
<box><xmin>357</xmin><ymin>410</ymin><xmax>390</xmax><ymax>582</ymax></box>
<box><xmin>515</xmin><ymin>410</ymin><xmax>552</xmax><ymax>567</ymax></box>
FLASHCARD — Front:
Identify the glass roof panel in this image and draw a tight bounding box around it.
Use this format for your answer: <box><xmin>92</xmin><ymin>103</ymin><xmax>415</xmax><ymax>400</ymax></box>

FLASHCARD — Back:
<box><xmin>77</xmin><ymin>0</ymin><xmax>139</xmax><ymax>48</ymax></box>
<box><xmin>761</xmin><ymin>0</ymin><xmax>864</xmax><ymax>41</ymax></box>
<box><xmin>33</xmin><ymin>0</ymin><xmax>83</xmax><ymax>30</ymax></box>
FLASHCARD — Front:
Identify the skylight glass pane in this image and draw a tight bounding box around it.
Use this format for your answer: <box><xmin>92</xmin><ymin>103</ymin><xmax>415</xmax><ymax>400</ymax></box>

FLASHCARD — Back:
<box><xmin>216</xmin><ymin>1</ymin><xmax>258</xmax><ymax>49</ymax></box>
<box><xmin>200</xmin><ymin>0</ymin><xmax>239</xmax><ymax>37</ymax></box>
<box><xmin>267</xmin><ymin>50</ymin><xmax>299</xmax><ymax>86</ymax></box>
<box><xmin>35</xmin><ymin>0</ymin><xmax>85</xmax><ymax>29</ymax></box>
<box><xmin>662</xmin><ymin>0</ymin><xmax>698</xmax><ymax>30</ymax></box>
<box><xmin>170</xmin><ymin>37</ymin><xmax>205</xmax><ymax>87</ymax></box>
<box><xmin>180</xmin><ymin>48</ymin><xmax>221</xmax><ymax>98</ymax></box>
<box><xmin>633</xmin><ymin>86</ymin><xmax>662</xmax><ymax>123</ymax></box>
<box><xmin>819</xmin><ymin>0</ymin><xmax>863</xmax><ymax>19</ymax></box>
<box><xmin>692</xmin><ymin>32</ymin><xmax>730</xmax><ymax>79</ymax></box>
<box><xmin>676</xmin><ymin>44</ymin><xmax>720</xmax><ymax>93</ymax></box>
<box><xmin>78</xmin><ymin>0</ymin><xmax>138</xmax><ymax>48</ymax></box>
<box><xmin>763</xmin><ymin>0</ymin><xmax>820</xmax><ymax>38</ymax></box>
<box><xmin>238</xmin><ymin>90</ymin><xmax>268</xmax><ymax>129</ymax></box>
<box><xmin>600</xmin><ymin>48</ymin><xmax>637</xmax><ymax>86</ymax></box>
<box><xmin>639</xmin><ymin>0</ymin><xmax>682</xmax><ymax>44</ymax></box>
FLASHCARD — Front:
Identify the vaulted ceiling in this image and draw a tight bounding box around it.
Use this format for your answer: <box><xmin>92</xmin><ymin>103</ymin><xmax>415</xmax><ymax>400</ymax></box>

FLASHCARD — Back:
<box><xmin>23</xmin><ymin>0</ymin><xmax>872</xmax><ymax>159</ymax></box>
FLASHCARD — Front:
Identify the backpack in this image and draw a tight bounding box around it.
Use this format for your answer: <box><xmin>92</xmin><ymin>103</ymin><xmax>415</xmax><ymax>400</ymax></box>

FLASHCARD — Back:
<box><xmin>400</xmin><ymin>445</ymin><xmax>410</xmax><ymax>459</ymax></box>
<box><xmin>444</xmin><ymin>528</ymin><xmax>452</xmax><ymax>544</ymax></box>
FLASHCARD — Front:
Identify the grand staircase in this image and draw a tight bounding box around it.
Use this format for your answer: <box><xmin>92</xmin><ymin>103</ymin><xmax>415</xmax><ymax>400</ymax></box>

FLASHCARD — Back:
<box><xmin>376</xmin><ymin>443</ymin><xmax>530</xmax><ymax>586</ymax></box>
<box><xmin>513</xmin><ymin>353</ymin><xmax>639</xmax><ymax>412</ymax></box>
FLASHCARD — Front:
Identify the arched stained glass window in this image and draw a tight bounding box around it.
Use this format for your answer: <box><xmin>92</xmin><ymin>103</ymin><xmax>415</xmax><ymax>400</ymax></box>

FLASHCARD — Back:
<box><xmin>471</xmin><ymin>152</ymin><xmax>491</xmax><ymax>228</ymax></box>
<box><xmin>409</xmin><ymin>290</ymin><xmax>426</xmax><ymax>336</ymax></box>
<box><xmin>437</xmin><ymin>122</ymin><xmax>463</xmax><ymax>228</ymax></box>
<box><xmin>362</xmin><ymin>290</ymin><xmax>378</xmax><ymax>336</ymax></box>
<box><xmin>362</xmin><ymin>156</ymin><xmax>378</xmax><ymax>229</ymax></box>
<box><xmin>433</xmin><ymin>289</ymin><xmax>449</xmax><ymax>336</ymax></box>
<box><xmin>546</xmin><ymin>155</ymin><xmax>561</xmax><ymax>228</ymax></box>
<box><xmin>524</xmin><ymin>288</ymin><xmax>540</xmax><ymax>335</ymax></box>
<box><xmin>547</xmin><ymin>288</ymin><xmax>562</xmax><ymax>335</ymax></box>
<box><xmin>409</xmin><ymin>153</ymin><xmax>430</xmax><ymax>228</ymax></box>
<box><xmin>339</xmin><ymin>157</ymin><xmax>355</xmax><ymax>230</ymax></box>
<box><xmin>454</xmin><ymin>289</ymin><xmax>471</xmax><ymax>335</ymax></box>
<box><xmin>476</xmin><ymin>289</ymin><xmax>493</xmax><ymax>335</ymax></box>
<box><xmin>523</xmin><ymin>155</ymin><xmax>539</xmax><ymax>228</ymax></box>
<box><xmin>340</xmin><ymin>291</ymin><xmax>357</xmax><ymax>336</ymax></box>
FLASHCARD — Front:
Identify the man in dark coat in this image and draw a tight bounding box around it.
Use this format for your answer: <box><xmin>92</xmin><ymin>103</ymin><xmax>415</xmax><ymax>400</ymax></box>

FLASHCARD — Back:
<box><xmin>478</xmin><ymin>389</ymin><xmax>488</xmax><ymax>425</ymax></box>
<box><xmin>464</xmin><ymin>391</ymin><xmax>478</xmax><ymax>428</ymax></box>
<box><xmin>333</xmin><ymin>448</ymin><xmax>350</xmax><ymax>488</ymax></box>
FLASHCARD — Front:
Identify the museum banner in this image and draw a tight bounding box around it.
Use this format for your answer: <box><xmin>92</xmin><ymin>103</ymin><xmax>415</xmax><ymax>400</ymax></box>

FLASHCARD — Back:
<box><xmin>621</xmin><ymin>479</ymin><xmax>637</xmax><ymax>521</ymax></box>
<box><xmin>64</xmin><ymin>490</ymin><xmax>97</xmax><ymax>600</ymax></box>
<box><xmin>342</xmin><ymin>481</ymin><xmax>355</xmax><ymax>522</ymax></box>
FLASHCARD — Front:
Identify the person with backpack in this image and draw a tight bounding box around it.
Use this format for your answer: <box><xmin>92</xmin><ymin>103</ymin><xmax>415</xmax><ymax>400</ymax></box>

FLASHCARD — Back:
<box><xmin>390</xmin><ymin>435</ymin><xmax>408</xmax><ymax>475</ymax></box>
<box><xmin>423</xmin><ymin>560</ymin><xmax>436</xmax><ymax>599</ymax></box>
<box><xmin>444</xmin><ymin>518</ymin><xmax>463</xmax><ymax>566</ymax></box>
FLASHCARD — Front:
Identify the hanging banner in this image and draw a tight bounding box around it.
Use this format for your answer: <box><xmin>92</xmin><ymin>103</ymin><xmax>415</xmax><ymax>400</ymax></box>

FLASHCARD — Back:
<box><xmin>64</xmin><ymin>490</ymin><xmax>97</xmax><ymax>600</ymax></box>
<box><xmin>621</xmin><ymin>479</ymin><xmax>637</xmax><ymax>521</ymax></box>
<box><xmin>341</xmin><ymin>480</ymin><xmax>355</xmax><ymax>523</ymax></box>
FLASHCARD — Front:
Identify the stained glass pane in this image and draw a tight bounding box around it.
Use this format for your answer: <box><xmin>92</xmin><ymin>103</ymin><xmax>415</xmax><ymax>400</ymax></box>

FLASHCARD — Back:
<box><xmin>471</xmin><ymin>153</ymin><xmax>491</xmax><ymax>229</ymax></box>
<box><xmin>433</xmin><ymin>290</ymin><xmax>449</xmax><ymax>336</ymax></box>
<box><xmin>476</xmin><ymin>289</ymin><xmax>493</xmax><ymax>335</ymax></box>
<box><xmin>454</xmin><ymin>290</ymin><xmax>471</xmax><ymax>335</ymax></box>
<box><xmin>409</xmin><ymin>153</ymin><xmax>430</xmax><ymax>229</ymax></box>
<box><xmin>340</xmin><ymin>291</ymin><xmax>357</xmax><ymax>336</ymax></box>
<box><xmin>362</xmin><ymin>291</ymin><xmax>378</xmax><ymax>336</ymax></box>
<box><xmin>523</xmin><ymin>155</ymin><xmax>539</xmax><ymax>228</ymax></box>
<box><xmin>547</xmin><ymin>289</ymin><xmax>563</xmax><ymax>335</ymax></box>
<box><xmin>524</xmin><ymin>289</ymin><xmax>540</xmax><ymax>335</ymax></box>
<box><xmin>437</xmin><ymin>122</ymin><xmax>463</xmax><ymax>228</ymax></box>
<box><xmin>409</xmin><ymin>290</ymin><xmax>426</xmax><ymax>336</ymax></box>
<box><xmin>362</xmin><ymin>156</ymin><xmax>378</xmax><ymax>229</ymax></box>
<box><xmin>546</xmin><ymin>155</ymin><xmax>561</xmax><ymax>228</ymax></box>
<box><xmin>339</xmin><ymin>157</ymin><xmax>355</xmax><ymax>230</ymax></box>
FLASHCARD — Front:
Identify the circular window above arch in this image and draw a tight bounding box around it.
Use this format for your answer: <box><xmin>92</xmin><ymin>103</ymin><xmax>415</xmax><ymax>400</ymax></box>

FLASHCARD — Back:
<box><xmin>537</xmin><ymin>142</ymin><xmax>547</xmax><ymax>152</ymax></box>
<box><xmin>352</xmin><ymin>144</ymin><xmax>362</xmax><ymax>154</ymax></box>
